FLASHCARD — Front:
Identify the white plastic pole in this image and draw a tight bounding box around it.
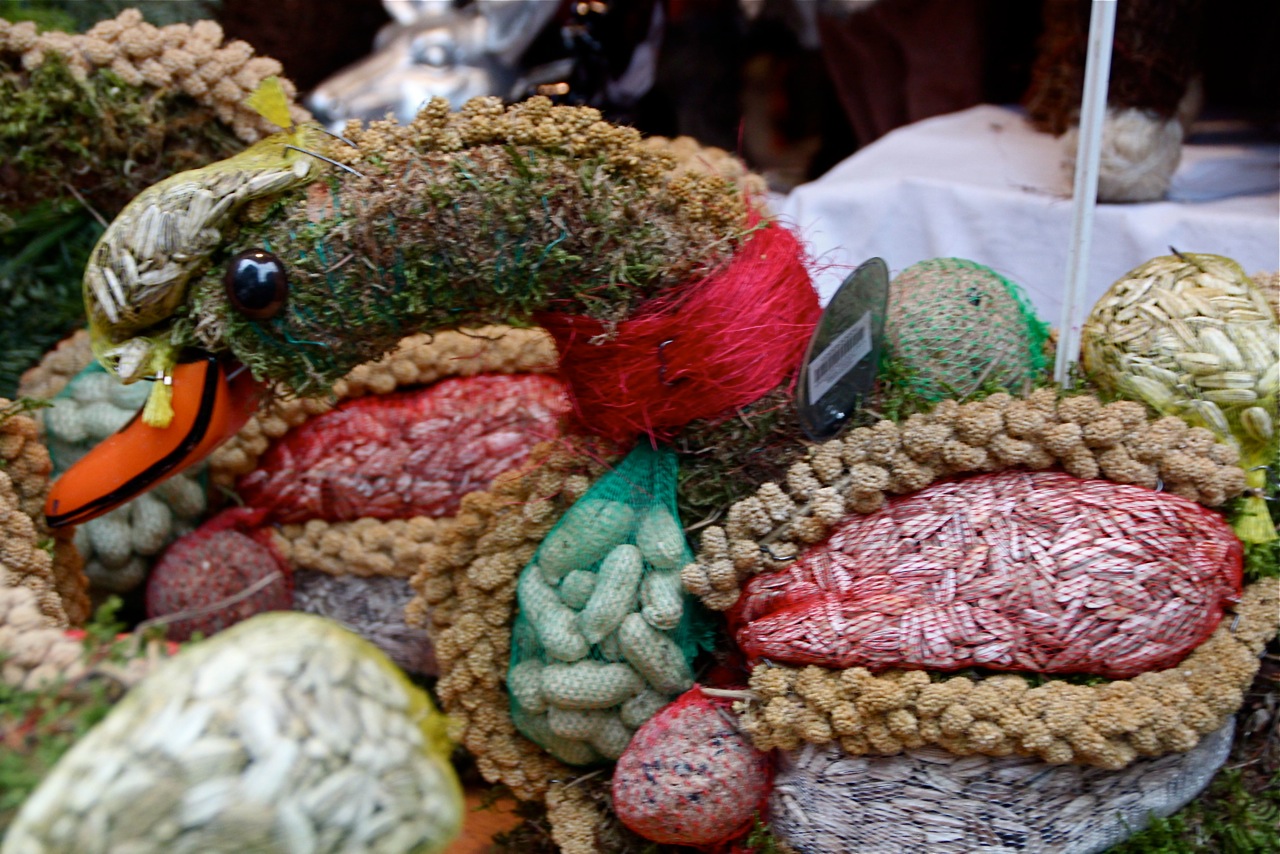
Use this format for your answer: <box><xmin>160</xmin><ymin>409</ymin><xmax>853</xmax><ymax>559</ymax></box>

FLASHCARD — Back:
<box><xmin>1054</xmin><ymin>0</ymin><xmax>1118</xmax><ymax>386</ymax></box>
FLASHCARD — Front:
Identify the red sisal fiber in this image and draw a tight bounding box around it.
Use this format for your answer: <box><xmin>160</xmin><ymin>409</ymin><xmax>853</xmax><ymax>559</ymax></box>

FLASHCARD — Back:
<box><xmin>538</xmin><ymin>221</ymin><xmax>820</xmax><ymax>442</ymax></box>
<box><xmin>733</xmin><ymin>471</ymin><xmax>1243</xmax><ymax>680</ymax></box>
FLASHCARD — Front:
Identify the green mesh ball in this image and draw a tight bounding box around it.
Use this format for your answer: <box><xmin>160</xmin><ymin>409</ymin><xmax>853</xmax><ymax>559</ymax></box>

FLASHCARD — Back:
<box><xmin>886</xmin><ymin>258</ymin><xmax>1049</xmax><ymax>401</ymax></box>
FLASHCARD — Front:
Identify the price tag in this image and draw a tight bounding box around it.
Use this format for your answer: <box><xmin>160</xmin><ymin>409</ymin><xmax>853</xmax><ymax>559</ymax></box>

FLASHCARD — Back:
<box><xmin>796</xmin><ymin>258</ymin><xmax>889</xmax><ymax>440</ymax></box>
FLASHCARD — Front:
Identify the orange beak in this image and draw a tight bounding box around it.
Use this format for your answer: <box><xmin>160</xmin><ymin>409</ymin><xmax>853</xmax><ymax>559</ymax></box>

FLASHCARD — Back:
<box><xmin>45</xmin><ymin>352</ymin><xmax>263</xmax><ymax>529</ymax></box>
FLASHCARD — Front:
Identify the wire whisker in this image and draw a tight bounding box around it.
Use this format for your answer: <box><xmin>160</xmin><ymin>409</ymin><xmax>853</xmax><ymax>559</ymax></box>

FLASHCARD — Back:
<box><xmin>284</xmin><ymin>145</ymin><xmax>366</xmax><ymax>178</ymax></box>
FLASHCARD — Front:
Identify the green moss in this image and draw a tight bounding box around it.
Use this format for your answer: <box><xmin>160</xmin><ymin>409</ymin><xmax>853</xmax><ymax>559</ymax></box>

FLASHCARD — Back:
<box><xmin>1110</xmin><ymin>769</ymin><xmax>1280</xmax><ymax>853</ymax></box>
<box><xmin>0</xmin><ymin>52</ymin><xmax>244</xmax><ymax>216</ymax></box>
<box><xmin>0</xmin><ymin>1</ymin><xmax>220</xmax><ymax>32</ymax></box>
<box><xmin>675</xmin><ymin>385</ymin><xmax>808</xmax><ymax>535</ymax></box>
<box><xmin>0</xmin><ymin>202</ymin><xmax>97</xmax><ymax>397</ymax></box>
<box><xmin>178</xmin><ymin>142</ymin><xmax>753</xmax><ymax>398</ymax></box>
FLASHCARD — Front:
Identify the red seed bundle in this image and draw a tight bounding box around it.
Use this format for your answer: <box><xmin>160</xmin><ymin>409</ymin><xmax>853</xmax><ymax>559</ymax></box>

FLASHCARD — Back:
<box><xmin>145</xmin><ymin>509</ymin><xmax>292</xmax><ymax>641</ymax></box>
<box><xmin>238</xmin><ymin>373</ymin><xmax>570</xmax><ymax>522</ymax></box>
<box><xmin>612</xmin><ymin>686</ymin><xmax>772</xmax><ymax>849</ymax></box>
<box><xmin>734</xmin><ymin>471</ymin><xmax>1242</xmax><ymax>679</ymax></box>
<box><xmin>538</xmin><ymin>221</ymin><xmax>820</xmax><ymax>443</ymax></box>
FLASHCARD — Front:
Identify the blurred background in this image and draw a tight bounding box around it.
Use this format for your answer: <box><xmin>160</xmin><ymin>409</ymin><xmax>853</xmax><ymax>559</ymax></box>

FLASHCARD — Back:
<box><xmin>3</xmin><ymin>0</ymin><xmax>1275</xmax><ymax>194</ymax></box>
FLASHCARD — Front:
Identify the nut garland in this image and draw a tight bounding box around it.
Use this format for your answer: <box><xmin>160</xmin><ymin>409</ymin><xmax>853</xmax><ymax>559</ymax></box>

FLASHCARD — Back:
<box><xmin>736</xmin><ymin>576</ymin><xmax>1278</xmax><ymax>769</ymax></box>
<box><xmin>683</xmin><ymin>390</ymin><xmax>1247</xmax><ymax>612</ymax></box>
<box><xmin>0</xmin><ymin>585</ymin><xmax>167</xmax><ymax>692</ymax></box>
<box><xmin>16</xmin><ymin>330</ymin><xmax>94</xmax><ymax>401</ymax></box>
<box><xmin>274</xmin><ymin>516</ymin><xmax>455</xmax><ymax>580</ymax></box>
<box><xmin>404</xmin><ymin>438</ymin><xmax>613</xmax><ymax>802</ymax></box>
<box><xmin>208</xmin><ymin>327</ymin><xmax>558</xmax><ymax>491</ymax></box>
<box><xmin>0</xmin><ymin>9</ymin><xmax>306</xmax><ymax>142</ymax></box>
<box><xmin>0</xmin><ymin>401</ymin><xmax>88</xmax><ymax>626</ymax></box>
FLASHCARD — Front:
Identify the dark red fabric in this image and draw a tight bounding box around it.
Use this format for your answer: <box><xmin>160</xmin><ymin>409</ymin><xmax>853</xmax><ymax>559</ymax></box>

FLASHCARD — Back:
<box><xmin>238</xmin><ymin>373</ymin><xmax>570</xmax><ymax>523</ymax></box>
<box><xmin>613</xmin><ymin>686</ymin><xmax>773</xmax><ymax>851</ymax></box>
<box><xmin>733</xmin><ymin>471</ymin><xmax>1242</xmax><ymax>679</ymax></box>
<box><xmin>538</xmin><ymin>222</ymin><xmax>820</xmax><ymax>443</ymax></box>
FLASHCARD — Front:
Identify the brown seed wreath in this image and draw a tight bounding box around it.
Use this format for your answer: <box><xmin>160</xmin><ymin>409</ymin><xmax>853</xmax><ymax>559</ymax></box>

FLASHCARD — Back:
<box><xmin>681</xmin><ymin>388</ymin><xmax>1278</xmax><ymax>769</ymax></box>
<box><xmin>403</xmin><ymin>437</ymin><xmax>619</xmax><ymax>853</ymax></box>
<box><xmin>0</xmin><ymin>400</ymin><xmax>88</xmax><ymax>629</ymax></box>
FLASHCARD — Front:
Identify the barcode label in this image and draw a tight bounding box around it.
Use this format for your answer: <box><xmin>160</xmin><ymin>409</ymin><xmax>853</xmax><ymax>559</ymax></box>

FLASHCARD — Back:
<box><xmin>808</xmin><ymin>310</ymin><xmax>873</xmax><ymax>402</ymax></box>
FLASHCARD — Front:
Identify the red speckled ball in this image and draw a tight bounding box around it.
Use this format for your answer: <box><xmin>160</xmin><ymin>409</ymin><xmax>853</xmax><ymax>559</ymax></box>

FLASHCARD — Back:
<box><xmin>145</xmin><ymin>527</ymin><xmax>291</xmax><ymax>641</ymax></box>
<box><xmin>612</xmin><ymin>687</ymin><xmax>772</xmax><ymax>847</ymax></box>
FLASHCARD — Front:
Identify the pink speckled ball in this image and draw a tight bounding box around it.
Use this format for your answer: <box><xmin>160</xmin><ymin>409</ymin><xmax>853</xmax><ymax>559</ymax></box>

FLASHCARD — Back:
<box><xmin>146</xmin><ymin>524</ymin><xmax>291</xmax><ymax>641</ymax></box>
<box><xmin>613</xmin><ymin>687</ymin><xmax>772</xmax><ymax>847</ymax></box>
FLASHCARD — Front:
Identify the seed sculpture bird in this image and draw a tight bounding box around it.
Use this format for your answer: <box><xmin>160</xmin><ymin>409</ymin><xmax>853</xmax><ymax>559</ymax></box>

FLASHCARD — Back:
<box><xmin>45</xmin><ymin>80</ymin><xmax>813</xmax><ymax>528</ymax></box>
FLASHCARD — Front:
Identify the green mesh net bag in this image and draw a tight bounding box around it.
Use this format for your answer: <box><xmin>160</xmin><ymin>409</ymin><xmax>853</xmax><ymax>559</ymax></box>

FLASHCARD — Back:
<box><xmin>886</xmin><ymin>258</ymin><xmax>1050</xmax><ymax>400</ymax></box>
<box><xmin>507</xmin><ymin>443</ymin><xmax>706</xmax><ymax>765</ymax></box>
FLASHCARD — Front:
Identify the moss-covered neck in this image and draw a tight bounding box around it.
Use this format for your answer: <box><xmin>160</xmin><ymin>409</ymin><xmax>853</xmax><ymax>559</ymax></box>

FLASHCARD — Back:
<box><xmin>175</xmin><ymin>97</ymin><xmax>755</xmax><ymax>397</ymax></box>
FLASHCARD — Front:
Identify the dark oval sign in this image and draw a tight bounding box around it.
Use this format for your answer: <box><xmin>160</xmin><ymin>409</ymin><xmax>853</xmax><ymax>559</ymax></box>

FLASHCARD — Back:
<box><xmin>797</xmin><ymin>257</ymin><xmax>889</xmax><ymax>440</ymax></box>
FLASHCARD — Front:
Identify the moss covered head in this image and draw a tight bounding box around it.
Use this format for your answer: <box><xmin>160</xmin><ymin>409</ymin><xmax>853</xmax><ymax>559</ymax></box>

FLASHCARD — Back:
<box><xmin>156</xmin><ymin>96</ymin><xmax>753</xmax><ymax>397</ymax></box>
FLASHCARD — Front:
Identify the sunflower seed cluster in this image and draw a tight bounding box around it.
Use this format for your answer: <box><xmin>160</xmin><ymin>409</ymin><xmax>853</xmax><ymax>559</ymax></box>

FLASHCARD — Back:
<box><xmin>1082</xmin><ymin>253</ymin><xmax>1278</xmax><ymax>447</ymax></box>
<box><xmin>3</xmin><ymin>613</ymin><xmax>462</xmax><ymax>854</ymax></box>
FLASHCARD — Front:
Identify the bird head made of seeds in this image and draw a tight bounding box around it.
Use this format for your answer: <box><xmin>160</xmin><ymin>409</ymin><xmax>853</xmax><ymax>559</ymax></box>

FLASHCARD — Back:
<box><xmin>46</xmin><ymin>79</ymin><xmax>820</xmax><ymax>528</ymax></box>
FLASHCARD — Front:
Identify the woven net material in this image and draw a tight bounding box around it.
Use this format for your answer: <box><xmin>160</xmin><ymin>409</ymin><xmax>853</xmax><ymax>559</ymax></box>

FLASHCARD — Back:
<box><xmin>612</xmin><ymin>686</ymin><xmax>772</xmax><ymax>849</ymax></box>
<box><xmin>292</xmin><ymin>570</ymin><xmax>437</xmax><ymax>675</ymax></box>
<box><xmin>770</xmin><ymin>719</ymin><xmax>1233</xmax><ymax>854</ymax></box>
<box><xmin>145</xmin><ymin>509</ymin><xmax>292</xmax><ymax>641</ymax></box>
<box><xmin>508</xmin><ymin>443</ymin><xmax>704</xmax><ymax>764</ymax></box>
<box><xmin>538</xmin><ymin>221</ymin><xmax>820</xmax><ymax>443</ymax></box>
<box><xmin>886</xmin><ymin>259</ymin><xmax>1049</xmax><ymax>401</ymax></box>
<box><xmin>238</xmin><ymin>373</ymin><xmax>570</xmax><ymax>523</ymax></box>
<box><xmin>733</xmin><ymin>471</ymin><xmax>1242</xmax><ymax>679</ymax></box>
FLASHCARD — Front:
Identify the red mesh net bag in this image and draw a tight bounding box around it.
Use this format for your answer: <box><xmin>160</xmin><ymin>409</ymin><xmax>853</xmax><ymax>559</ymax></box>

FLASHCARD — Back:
<box><xmin>612</xmin><ymin>686</ymin><xmax>772</xmax><ymax>850</ymax></box>
<box><xmin>237</xmin><ymin>373</ymin><xmax>570</xmax><ymax>522</ymax></box>
<box><xmin>538</xmin><ymin>221</ymin><xmax>820</xmax><ymax>443</ymax></box>
<box><xmin>145</xmin><ymin>508</ymin><xmax>292</xmax><ymax>641</ymax></box>
<box><xmin>733</xmin><ymin>471</ymin><xmax>1243</xmax><ymax>679</ymax></box>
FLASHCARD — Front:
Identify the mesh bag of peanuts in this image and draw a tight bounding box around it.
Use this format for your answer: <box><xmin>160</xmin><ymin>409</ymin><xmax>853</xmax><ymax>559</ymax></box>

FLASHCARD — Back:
<box><xmin>769</xmin><ymin>719</ymin><xmax>1234</xmax><ymax>854</ymax></box>
<box><xmin>507</xmin><ymin>443</ymin><xmax>706</xmax><ymax>764</ymax></box>
<box><xmin>732</xmin><ymin>471</ymin><xmax>1243</xmax><ymax>679</ymax></box>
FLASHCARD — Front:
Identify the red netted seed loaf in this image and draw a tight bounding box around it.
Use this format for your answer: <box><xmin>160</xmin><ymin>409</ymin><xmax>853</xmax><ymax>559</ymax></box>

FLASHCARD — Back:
<box><xmin>145</xmin><ymin>510</ymin><xmax>292</xmax><ymax>641</ymax></box>
<box><xmin>238</xmin><ymin>373</ymin><xmax>569</xmax><ymax>522</ymax></box>
<box><xmin>613</xmin><ymin>686</ymin><xmax>772</xmax><ymax>848</ymax></box>
<box><xmin>733</xmin><ymin>471</ymin><xmax>1242</xmax><ymax>679</ymax></box>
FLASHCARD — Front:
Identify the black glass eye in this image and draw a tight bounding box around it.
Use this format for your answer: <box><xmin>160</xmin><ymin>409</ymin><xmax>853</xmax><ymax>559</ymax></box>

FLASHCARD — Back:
<box><xmin>224</xmin><ymin>249</ymin><xmax>288</xmax><ymax>320</ymax></box>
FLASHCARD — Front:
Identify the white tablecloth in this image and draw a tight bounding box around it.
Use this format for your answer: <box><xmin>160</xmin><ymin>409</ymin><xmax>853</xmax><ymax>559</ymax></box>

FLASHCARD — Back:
<box><xmin>781</xmin><ymin>105</ymin><xmax>1280</xmax><ymax>322</ymax></box>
